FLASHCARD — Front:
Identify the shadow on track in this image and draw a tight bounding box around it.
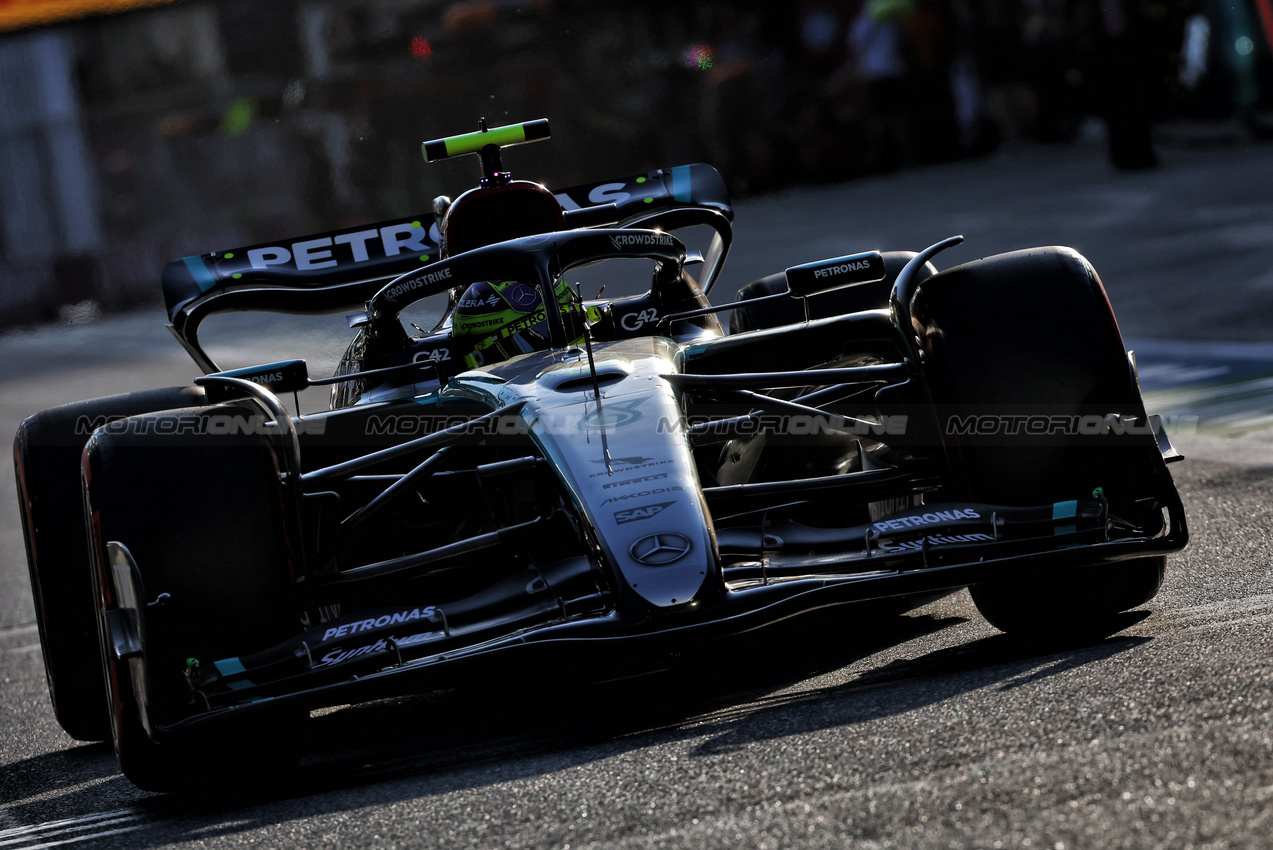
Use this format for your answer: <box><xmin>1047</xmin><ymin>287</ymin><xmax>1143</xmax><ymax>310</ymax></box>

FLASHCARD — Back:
<box><xmin>2</xmin><ymin>602</ymin><xmax>1153</xmax><ymax>845</ymax></box>
<box><xmin>688</xmin><ymin>611</ymin><xmax>1150</xmax><ymax>758</ymax></box>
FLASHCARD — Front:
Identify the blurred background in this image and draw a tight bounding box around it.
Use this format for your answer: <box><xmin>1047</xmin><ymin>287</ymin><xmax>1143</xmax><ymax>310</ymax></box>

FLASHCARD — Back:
<box><xmin>0</xmin><ymin>0</ymin><xmax>1271</xmax><ymax>328</ymax></box>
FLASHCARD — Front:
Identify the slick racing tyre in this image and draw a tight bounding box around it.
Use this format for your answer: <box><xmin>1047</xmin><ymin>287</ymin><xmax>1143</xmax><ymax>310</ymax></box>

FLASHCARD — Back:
<box><xmin>729</xmin><ymin>251</ymin><xmax>936</xmax><ymax>333</ymax></box>
<box><xmin>968</xmin><ymin>556</ymin><xmax>1166</xmax><ymax>637</ymax></box>
<box><xmin>911</xmin><ymin>246</ymin><xmax>1168</xmax><ymax>636</ymax></box>
<box><xmin>84</xmin><ymin>405</ymin><xmax>301</xmax><ymax>792</ymax></box>
<box><xmin>14</xmin><ymin>386</ymin><xmax>206</xmax><ymax>742</ymax></box>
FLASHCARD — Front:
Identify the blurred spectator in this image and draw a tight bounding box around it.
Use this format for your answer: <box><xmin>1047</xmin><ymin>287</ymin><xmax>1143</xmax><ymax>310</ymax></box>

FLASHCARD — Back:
<box><xmin>903</xmin><ymin>0</ymin><xmax>961</xmax><ymax>162</ymax></box>
<box><xmin>1019</xmin><ymin>0</ymin><xmax>1086</xmax><ymax>142</ymax></box>
<box><xmin>973</xmin><ymin>0</ymin><xmax>1039</xmax><ymax>143</ymax></box>
<box><xmin>779</xmin><ymin>1</ymin><xmax>857</xmax><ymax>181</ymax></box>
<box><xmin>1181</xmin><ymin>0</ymin><xmax>1273</xmax><ymax>131</ymax></box>
<box><xmin>946</xmin><ymin>0</ymin><xmax>999</xmax><ymax>155</ymax></box>
<box><xmin>699</xmin><ymin>11</ymin><xmax>785</xmax><ymax>195</ymax></box>
<box><xmin>2</xmin><ymin>0</ymin><xmax>1268</xmax><ymax>326</ymax></box>
<box><xmin>849</xmin><ymin>0</ymin><xmax>914</xmax><ymax>172</ymax></box>
<box><xmin>1084</xmin><ymin>0</ymin><xmax>1188</xmax><ymax>169</ymax></box>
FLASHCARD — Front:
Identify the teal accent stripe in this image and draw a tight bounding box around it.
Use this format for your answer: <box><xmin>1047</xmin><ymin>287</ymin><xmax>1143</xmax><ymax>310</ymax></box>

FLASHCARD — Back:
<box><xmin>681</xmin><ymin>342</ymin><xmax>711</xmax><ymax>359</ymax></box>
<box><xmin>226</xmin><ymin>679</ymin><xmax>256</xmax><ymax>690</ymax></box>
<box><xmin>670</xmin><ymin>165</ymin><xmax>692</xmax><ymax>203</ymax></box>
<box><xmin>412</xmin><ymin>390</ymin><xmax>441</xmax><ymax>406</ymax></box>
<box><xmin>183</xmin><ymin>256</ymin><xmax>218</xmax><ymax>293</ymax></box>
<box><xmin>1053</xmin><ymin>500</ymin><xmax>1078</xmax><ymax>536</ymax></box>
<box><xmin>213</xmin><ymin>657</ymin><xmax>246</xmax><ymax>677</ymax></box>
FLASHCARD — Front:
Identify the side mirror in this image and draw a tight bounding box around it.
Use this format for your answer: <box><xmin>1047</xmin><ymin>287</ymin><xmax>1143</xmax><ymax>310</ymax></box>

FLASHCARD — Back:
<box><xmin>784</xmin><ymin>251</ymin><xmax>887</xmax><ymax>298</ymax></box>
<box><xmin>203</xmin><ymin>359</ymin><xmax>310</xmax><ymax>402</ymax></box>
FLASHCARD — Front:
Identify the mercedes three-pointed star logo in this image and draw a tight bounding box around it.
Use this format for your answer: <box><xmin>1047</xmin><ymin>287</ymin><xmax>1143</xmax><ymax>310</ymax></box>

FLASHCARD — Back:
<box><xmin>629</xmin><ymin>532</ymin><xmax>692</xmax><ymax>566</ymax></box>
<box><xmin>506</xmin><ymin>283</ymin><xmax>540</xmax><ymax>310</ymax></box>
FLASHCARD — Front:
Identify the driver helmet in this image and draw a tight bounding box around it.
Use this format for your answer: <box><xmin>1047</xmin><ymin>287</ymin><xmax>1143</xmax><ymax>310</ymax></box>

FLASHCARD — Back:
<box><xmin>453</xmin><ymin>278</ymin><xmax>578</xmax><ymax>367</ymax></box>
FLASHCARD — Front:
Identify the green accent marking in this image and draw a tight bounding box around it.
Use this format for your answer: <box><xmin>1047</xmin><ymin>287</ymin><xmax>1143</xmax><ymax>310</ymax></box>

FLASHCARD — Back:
<box><xmin>644</xmin><ymin>197</ymin><xmax>654</xmax><ymax>204</ymax></box>
<box><xmin>232</xmin><ymin>273</ymin><xmax>242</xmax><ymax>279</ymax></box>
<box><xmin>411</xmin><ymin>221</ymin><xmax>422</xmax><ymax>228</ymax></box>
<box><xmin>636</xmin><ymin>177</ymin><xmax>646</xmax><ymax>183</ymax></box>
<box><xmin>220</xmin><ymin>97</ymin><xmax>255</xmax><ymax>137</ymax></box>
<box><xmin>1092</xmin><ymin>486</ymin><xmax>1105</xmax><ymax>497</ymax></box>
<box><xmin>182</xmin><ymin>256</ymin><xmax>218</xmax><ymax>293</ymax></box>
<box><xmin>443</xmin><ymin>124</ymin><xmax>528</xmax><ymax>157</ymax></box>
<box><xmin>224</xmin><ymin>252</ymin><xmax>234</xmax><ymax>259</ymax></box>
<box><xmin>419</xmin><ymin>254</ymin><xmax>430</xmax><ymax>262</ymax></box>
<box><xmin>186</xmin><ymin>658</ymin><xmax>199</xmax><ymax>667</ymax></box>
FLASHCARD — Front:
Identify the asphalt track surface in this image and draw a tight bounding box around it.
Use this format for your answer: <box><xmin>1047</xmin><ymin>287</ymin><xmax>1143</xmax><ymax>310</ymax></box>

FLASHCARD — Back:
<box><xmin>2</xmin><ymin>140</ymin><xmax>1272</xmax><ymax>848</ymax></box>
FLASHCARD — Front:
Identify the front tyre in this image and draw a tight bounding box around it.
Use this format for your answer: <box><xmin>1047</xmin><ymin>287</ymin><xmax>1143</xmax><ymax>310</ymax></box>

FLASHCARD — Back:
<box><xmin>85</xmin><ymin>405</ymin><xmax>302</xmax><ymax>792</ymax></box>
<box><xmin>969</xmin><ymin>556</ymin><xmax>1166</xmax><ymax>636</ymax></box>
<box><xmin>14</xmin><ymin>386</ymin><xmax>206</xmax><ymax>742</ymax></box>
<box><xmin>912</xmin><ymin>247</ymin><xmax>1174</xmax><ymax>637</ymax></box>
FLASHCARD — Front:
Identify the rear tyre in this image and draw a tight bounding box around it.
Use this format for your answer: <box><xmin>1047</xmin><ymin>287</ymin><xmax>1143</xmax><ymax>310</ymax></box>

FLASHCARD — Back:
<box><xmin>85</xmin><ymin>405</ymin><xmax>302</xmax><ymax>792</ymax></box>
<box><xmin>14</xmin><ymin>386</ymin><xmax>206</xmax><ymax>742</ymax></box>
<box><xmin>912</xmin><ymin>247</ymin><xmax>1170</xmax><ymax>636</ymax></box>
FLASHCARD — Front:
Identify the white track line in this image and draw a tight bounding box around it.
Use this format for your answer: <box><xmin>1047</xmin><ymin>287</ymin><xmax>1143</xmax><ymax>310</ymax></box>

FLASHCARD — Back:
<box><xmin>0</xmin><ymin>810</ymin><xmax>148</xmax><ymax>850</ymax></box>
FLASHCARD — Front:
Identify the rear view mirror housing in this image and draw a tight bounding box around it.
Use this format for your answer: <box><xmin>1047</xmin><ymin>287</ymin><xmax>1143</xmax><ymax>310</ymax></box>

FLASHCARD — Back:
<box><xmin>203</xmin><ymin>359</ymin><xmax>311</xmax><ymax>403</ymax></box>
<box><xmin>785</xmin><ymin>251</ymin><xmax>887</xmax><ymax>298</ymax></box>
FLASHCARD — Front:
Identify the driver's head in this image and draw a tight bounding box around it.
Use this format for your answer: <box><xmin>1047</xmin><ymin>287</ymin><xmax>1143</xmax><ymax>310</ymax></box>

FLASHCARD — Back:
<box><xmin>453</xmin><ymin>278</ymin><xmax>576</xmax><ymax>367</ymax></box>
<box><xmin>440</xmin><ymin>181</ymin><xmax>565</xmax><ymax>258</ymax></box>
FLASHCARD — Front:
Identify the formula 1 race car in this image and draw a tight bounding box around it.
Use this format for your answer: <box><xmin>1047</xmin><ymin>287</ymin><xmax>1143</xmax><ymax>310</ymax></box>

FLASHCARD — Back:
<box><xmin>15</xmin><ymin>119</ymin><xmax>1188</xmax><ymax>791</ymax></box>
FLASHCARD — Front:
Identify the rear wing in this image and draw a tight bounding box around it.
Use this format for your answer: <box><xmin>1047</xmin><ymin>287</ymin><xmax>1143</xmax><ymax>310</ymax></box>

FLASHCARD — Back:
<box><xmin>163</xmin><ymin>163</ymin><xmax>731</xmax><ymax>372</ymax></box>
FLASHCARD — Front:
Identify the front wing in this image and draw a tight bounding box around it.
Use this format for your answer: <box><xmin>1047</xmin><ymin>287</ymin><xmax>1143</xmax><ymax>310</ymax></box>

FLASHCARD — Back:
<box><xmin>106</xmin><ymin>483</ymin><xmax>1186</xmax><ymax>741</ymax></box>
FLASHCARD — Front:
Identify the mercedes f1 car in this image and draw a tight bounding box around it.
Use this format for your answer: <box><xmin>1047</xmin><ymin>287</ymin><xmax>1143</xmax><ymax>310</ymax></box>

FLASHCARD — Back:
<box><xmin>15</xmin><ymin>119</ymin><xmax>1188</xmax><ymax>791</ymax></box>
